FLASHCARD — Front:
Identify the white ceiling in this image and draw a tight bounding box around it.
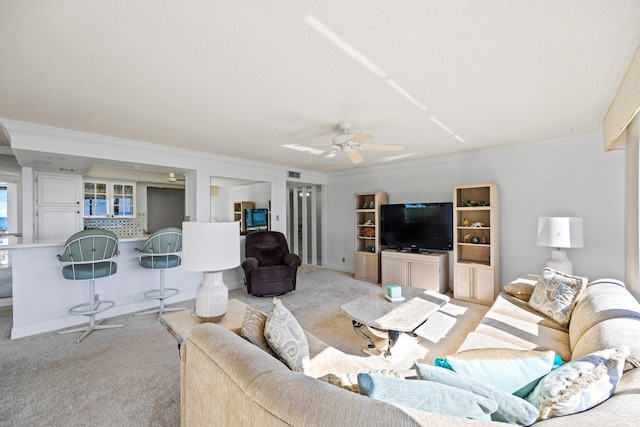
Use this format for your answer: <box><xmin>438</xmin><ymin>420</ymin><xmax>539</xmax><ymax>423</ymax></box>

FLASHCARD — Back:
<box><xmin>1</xmin><ymin>1</ymin><xmax>639</xmax><ymax>173</ymax></box>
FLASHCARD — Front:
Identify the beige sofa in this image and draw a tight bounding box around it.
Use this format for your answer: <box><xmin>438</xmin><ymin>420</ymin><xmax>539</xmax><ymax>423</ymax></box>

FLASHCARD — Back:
<box><xmin>180</xmin><ymin>279</ymin><xmax>640</xmax><ymax>426</ymax></box>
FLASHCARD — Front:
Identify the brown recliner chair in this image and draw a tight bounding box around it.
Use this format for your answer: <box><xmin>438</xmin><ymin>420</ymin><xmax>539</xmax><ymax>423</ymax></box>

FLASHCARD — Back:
<box><xmin>242</xmin><ymin>231</ymin><xmax>301</xmax><ymax>297</ymax></box>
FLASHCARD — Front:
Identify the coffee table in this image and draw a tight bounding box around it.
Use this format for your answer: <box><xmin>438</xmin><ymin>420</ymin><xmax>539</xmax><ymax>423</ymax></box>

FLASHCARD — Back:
<box><xmin>341</xmin><ymin>287</ymin><xmax>449</xmax><ymax>356</ymax></box>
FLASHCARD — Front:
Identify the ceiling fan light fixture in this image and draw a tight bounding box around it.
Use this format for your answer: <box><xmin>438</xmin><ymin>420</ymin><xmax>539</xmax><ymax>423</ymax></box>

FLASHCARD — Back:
<box><xmin>333</xmin><ymin>134</ymin><xmax>351</xmax><ymax>145</ymax></box>
<box><xmin>312</xmin><ymin>121</ymin><xmax>404</xmax><ymax>165</ymax></box>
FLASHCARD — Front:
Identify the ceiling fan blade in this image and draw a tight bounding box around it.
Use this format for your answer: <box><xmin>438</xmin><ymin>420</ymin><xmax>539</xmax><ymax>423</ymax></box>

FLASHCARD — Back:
<box><xmin>364</xmin><ymin>144</ymin><xmax>404</xmax><ymax>151</ymax></box>
<box><xmin>347</xmin><ymin>150</ymin><xmax>364</xmax><ymax>164</ymax></box>
<box><xmin>349</xmin><ymin>132</ymin><xmax>374</xmax><ymax>144</ymax></box>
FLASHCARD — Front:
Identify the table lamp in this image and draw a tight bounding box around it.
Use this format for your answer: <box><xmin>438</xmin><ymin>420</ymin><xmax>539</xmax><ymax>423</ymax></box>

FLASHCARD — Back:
<box><xmin>536</xmin><ymin>217</ymin><xmax>583</xmax><ymax>275</ymax></box>
<box><xmin>182</xmin><ymin>221</ymin><xmax>240</xmax><ymax>322</ymax></box>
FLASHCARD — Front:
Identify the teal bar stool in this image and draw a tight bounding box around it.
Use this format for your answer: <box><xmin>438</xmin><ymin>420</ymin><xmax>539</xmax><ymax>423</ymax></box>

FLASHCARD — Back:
<box><xmin>135</xmin><ymin>227</ymin><xmax>184</xmax><ymax>317</ymax></box>
<box><xmin>57</xmin><ymin>228</ymin><xmax>124</xmax><ymax>343</ymax></box>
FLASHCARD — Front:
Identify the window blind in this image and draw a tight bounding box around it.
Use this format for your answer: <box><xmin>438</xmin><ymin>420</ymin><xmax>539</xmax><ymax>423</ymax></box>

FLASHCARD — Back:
<box><xmin>604</xmin><ymin>45</ymin><xmax>640</xmax><ymax>151</ymax></box>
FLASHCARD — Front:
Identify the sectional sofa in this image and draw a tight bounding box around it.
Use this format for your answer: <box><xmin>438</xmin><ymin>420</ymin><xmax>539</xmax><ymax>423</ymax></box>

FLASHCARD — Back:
<box><xmin>180</xmin><ymin>272</ymin><xmax>640</xmax><ymax>426</ymax></box>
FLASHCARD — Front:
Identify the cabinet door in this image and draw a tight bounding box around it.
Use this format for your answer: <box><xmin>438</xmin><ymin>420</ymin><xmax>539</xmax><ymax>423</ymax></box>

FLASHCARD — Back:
<box><xmin>37</xmin><ymin>207</ymin><xmax>82</xmax><ymax>241</ymax></box>
<box><xmin>409</xmin><ymin>260</ymin><xmax>439</xmax><ymax>291</ymax></box>
<box><xmin>37</xmin><ymin>174</ymin><xmax>81</xmax><ymax>206</ymax></box>
<box><xmin>453</xmin><ymin>263</ymin><xmax>473</xmax><ymax>300</ymax></box>
<box><xmin>355</xmin><ymin>252</ymin><xmax>379</xmax><ymax>282</ymax></box>
<box><xmin>83</xmin><ymin>181</ymin><xmax>109</xmax><ymax>217</ymax></box>
<box><xmin>381</xmin><ymin>256</ymin><xmax>408</xmax><ymax>285</ymax></box>
<box><xmin>454</xmin><ymin>263</ymin><xmax>495</xmax><ymax>305</ymax></box>
<box><xmin>111</xmin><ymin>183</ymin><xmax>135</xmax><ymax>217</ymax></box>
<box><xmin>473</xmin><ymin>267</ymin><xmax>495</xmax><ymax>305</ymax></box>
<box><xmin>83</xmin><ymin>181</ymin><xmax>136</xmax><ymax>218</ymax></box>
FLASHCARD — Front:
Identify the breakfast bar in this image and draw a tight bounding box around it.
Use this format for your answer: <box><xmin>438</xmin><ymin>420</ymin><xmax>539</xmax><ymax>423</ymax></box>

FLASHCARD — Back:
<box><xmin>6</xmin><ymin>236</ymin><xmax>203</xmax><ymax>339</ymax></box>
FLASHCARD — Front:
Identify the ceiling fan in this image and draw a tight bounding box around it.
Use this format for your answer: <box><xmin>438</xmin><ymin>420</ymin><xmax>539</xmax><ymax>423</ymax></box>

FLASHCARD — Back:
<box><xmin>319</xmin><ymin>122</ymin><xmax>404</xmax><ymax>165</ymax></box>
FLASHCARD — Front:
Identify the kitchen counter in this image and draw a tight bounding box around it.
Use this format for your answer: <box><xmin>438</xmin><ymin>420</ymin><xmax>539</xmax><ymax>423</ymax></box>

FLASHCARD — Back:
<box><xmin>1</xmin><ymin>235</ymin><xmax>148</xmax><ymax>249</ymax></box>
<box><xmin>7</xmin><ymin>236</ymin><xmax>203</xmax><ymax>339</ymax></box>
<box><xmin>5</xmin><ymin>232</ymin><xmax>248</xmax><ymax>339</ymax></box>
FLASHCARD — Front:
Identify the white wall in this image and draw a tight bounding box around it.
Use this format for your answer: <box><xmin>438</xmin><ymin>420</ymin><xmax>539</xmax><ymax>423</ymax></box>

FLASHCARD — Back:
<box><xmin>3</xmin><ymin>120</ymin><xmax>326</xmax><ymax>243</ymax></box>
<box><xmin>210</xmin><ymin>187</ymin><xmax>231</xmax><ymax>222</ymax></box>
<box><xmin>3</xmin><ymin>120</ymin><xmax>627</xmax><ymax>286</ymax></box>
<box><xmin>324</xmin><ymin>133</ymin><xmax>626</xmax><ymax>285</ymax></box>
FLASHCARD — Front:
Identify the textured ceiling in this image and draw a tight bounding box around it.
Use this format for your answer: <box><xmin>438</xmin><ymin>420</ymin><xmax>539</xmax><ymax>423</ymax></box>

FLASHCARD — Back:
<box><xmin>1</xmin><ymin>1</ymin><xmax>640</xmax><ymax>173</ymax></box>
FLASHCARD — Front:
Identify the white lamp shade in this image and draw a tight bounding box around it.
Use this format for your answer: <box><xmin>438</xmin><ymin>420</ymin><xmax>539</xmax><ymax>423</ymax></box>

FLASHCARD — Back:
<box><xmin>537</xmin><ymin>217</ymin><xmax>584</xmax><ymax>248</ymax></box>
<box><xmin>181</xmin><ymin>221</ymin><xmax>240</xmax><ymax>272</ymax></box>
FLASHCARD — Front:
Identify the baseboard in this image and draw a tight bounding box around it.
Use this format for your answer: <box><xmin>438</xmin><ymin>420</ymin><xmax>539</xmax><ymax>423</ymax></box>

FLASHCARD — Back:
<box><xmin>323</xmin><ymin>263</ymin><xmax>354</xmax><ymax>273</ymax></box>
<box><xmin>226</xmin><ymin>279</ymin><xmax>245</xmax><ymax>290</ymax></box>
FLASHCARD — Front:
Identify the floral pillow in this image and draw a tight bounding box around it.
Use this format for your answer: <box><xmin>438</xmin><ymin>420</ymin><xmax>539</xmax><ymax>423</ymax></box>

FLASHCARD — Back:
<box><xmin>528</xmin><ymin>268</ymin><xmax>587</xmax><ymax>327</ymax></box>
<box><xmin>527</xmin><ymin>346</ymin><xmax>629</xmax><ymax>420</ymax></box>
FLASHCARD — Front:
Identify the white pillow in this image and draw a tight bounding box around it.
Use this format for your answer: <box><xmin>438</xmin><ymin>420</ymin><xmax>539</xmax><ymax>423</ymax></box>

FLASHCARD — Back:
<box><xmin>264</xmin><ymin>298</ymin><xmax>310</xmax><ymax>374</ymax></box>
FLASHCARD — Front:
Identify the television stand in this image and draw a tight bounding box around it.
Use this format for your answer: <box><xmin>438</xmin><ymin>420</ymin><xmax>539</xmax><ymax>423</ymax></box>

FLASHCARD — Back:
<box><xmin>381</xmin><ymin>249</ymin><xmax>449</xmax><ymax>294</ymax></box>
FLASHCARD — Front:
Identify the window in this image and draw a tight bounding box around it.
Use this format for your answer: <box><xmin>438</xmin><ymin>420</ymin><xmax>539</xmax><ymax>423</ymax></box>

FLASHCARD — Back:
<box><xmin>0</xmin><ymin>186</ymin><xmax>6</xmax><ymax>233</ymax></box>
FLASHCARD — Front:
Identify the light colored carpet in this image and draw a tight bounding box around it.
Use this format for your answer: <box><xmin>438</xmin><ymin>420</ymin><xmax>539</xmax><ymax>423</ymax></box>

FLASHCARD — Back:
<box><xmin>230</xmin><ymin>267</ymin><xmax>489</xmax><ymax>370</ymax></box>
<box><xmin>0</xmin><ymin>267</ymin><xmax>487</xmax><ymax>426</ymax></box>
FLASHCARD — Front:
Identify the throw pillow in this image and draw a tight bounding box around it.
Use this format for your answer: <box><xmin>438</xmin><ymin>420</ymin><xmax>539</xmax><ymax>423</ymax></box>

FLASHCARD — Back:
<box><xmin>528</xmin><ymin>268</ymin><xmax>587</xmax><ymax>327</ymax></box>
<box><xmin>240</xmin><ymin>306</ymin><xmax>278</xmax><ymax>358</ymax></box>
<box><xmin>357</xmin><ymin>373</ymin><xmax>498</xmax><ymax>421</ymax></box>
<box><xmin>414</xmin><ymin>363</ymin><xmax>539</xmax><ymax>425</ymax></box>
<box><xmin>264</xmin><ymin>298</ymin><xmax>310</xmax><ymax>374</ymax></box>
<box><xmin>318</xmin><ymin>369</ymin><xmax>403</xmax><ymax>393</ymax></box>
<box><xmin>434</xmin><ymin>348</ymin><xmax>562</xmax><ymax>397</ymax></box>
<box><xmin>504</xmin><ymin>282</ymin><xmax>535</xmax><ymax>301</ymax></box>
<box><xmin>527</xmin><ymin>346</ymin><xmax>629</xmax><ymax>420</ymax></box>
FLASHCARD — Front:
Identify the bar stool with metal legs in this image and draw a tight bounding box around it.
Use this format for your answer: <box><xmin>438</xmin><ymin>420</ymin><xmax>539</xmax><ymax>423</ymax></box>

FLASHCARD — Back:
<box><xmin>135</xmin><ymin>227</ymin><xmax>184</xmax><ymax>317</ymax></box>
<box><xmin>57</xmin><ymin>228</ymin><xmax>124</xmax><ymax>343</ymax></box>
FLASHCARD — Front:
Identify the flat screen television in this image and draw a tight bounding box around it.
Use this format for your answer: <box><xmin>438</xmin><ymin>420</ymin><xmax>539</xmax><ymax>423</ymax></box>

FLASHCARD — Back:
<box><xmin>380</xmin><ymin>202</ymin><xmax>453</xmax><ymax>251</ymax></box>
<box><xmin>245</xmin><ymin>208</ymin><xmax>269</xmax><ymax>228</ymax></box>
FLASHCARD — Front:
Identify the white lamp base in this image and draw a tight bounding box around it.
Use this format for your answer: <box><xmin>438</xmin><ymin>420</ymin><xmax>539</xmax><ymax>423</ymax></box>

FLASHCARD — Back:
<box><xmin>545</xmin><ymin>249</ymin><xmax>573</xmax><ymax>275</ymax></box>
<box><xmin>195</xmin><ymin>271</ymin><xmax>228</xmax><ymax>322</ymax></box>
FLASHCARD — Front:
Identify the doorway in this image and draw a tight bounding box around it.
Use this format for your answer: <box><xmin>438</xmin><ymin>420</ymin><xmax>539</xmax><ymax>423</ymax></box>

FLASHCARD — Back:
<box><xmin>1</xmin><ymin>180</ymin><xmax>19</xmax><ymax>307</ymax></box>
<box><xmin>146</xmin><ymin>187</ymin><xmax>185</xmax><ymax>233</ymax></box>
<box><xmin>288</xmin><ymin>185</ymin><xmax>323</xmax><ymax>266</ymax></box>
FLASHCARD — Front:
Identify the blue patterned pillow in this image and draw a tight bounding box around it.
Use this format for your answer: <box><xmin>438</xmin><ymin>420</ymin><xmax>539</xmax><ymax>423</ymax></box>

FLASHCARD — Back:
<box><xmin>528</xmin><ymin>268</ymin><xmax>587</xmax><ymax>327</ymax></box>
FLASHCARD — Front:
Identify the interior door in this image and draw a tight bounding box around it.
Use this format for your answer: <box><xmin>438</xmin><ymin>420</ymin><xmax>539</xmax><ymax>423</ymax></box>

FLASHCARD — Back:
<box><xmin>288</xmin><ymin>185</ymin><xmax>323</xmax><ymax>266</ymax></box>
